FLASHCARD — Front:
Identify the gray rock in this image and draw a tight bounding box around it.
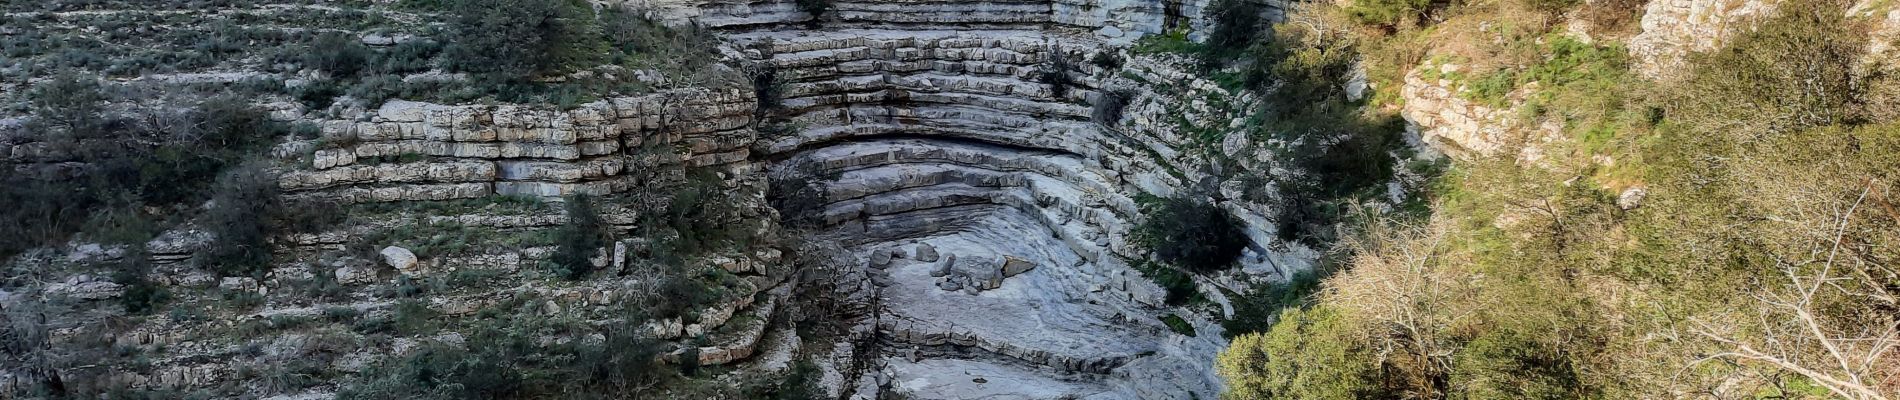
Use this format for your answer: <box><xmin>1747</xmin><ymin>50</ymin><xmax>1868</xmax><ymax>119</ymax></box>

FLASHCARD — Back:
<box><xmin>380</xmin><ymin>246</ymin><xmax>419</xmax><ymax>272</ymax></box>
<box><xmin>1618</xmin><ymin>187</ymin><xmax>1648</xmax><ymax>210</ymax></box>
<box><xmin>914</xmin><ymin>243</ymin><xmax>940</xmax><ymax>262</ymax></box>
<box><xmin>1001</xmin><ymin>256</ymin><xmax>1035</xmax><ymax>277</ymax></box>
<box><xmin>334</xmin><ymin>266</ymin><xmax>376</xmax><ymax>285</ymax></box>
<box><xmin>869</xmin><ymin>247</ymin><xmax>894</xmax><ymax>267</ymax></box>
<box><xmin>930</xmin><ymin>254</ymin><xmax>955</xmax><ymax>277</ymax></box>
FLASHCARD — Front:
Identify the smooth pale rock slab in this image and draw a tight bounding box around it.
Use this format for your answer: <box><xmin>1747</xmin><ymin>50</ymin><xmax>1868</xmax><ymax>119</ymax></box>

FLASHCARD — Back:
<box><xmin>380</xmin><ymin>246</ymin><xmax>419</xmax><ymax>272</ymax></box>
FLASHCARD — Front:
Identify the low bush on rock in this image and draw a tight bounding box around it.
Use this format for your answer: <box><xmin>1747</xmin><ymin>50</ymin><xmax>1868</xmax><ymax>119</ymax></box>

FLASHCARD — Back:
<box><xmin>1038</xmin><ymin>48</ymin><xmax>1076</xmax><ymax>98</ymax></box>
<box><xmin>1134</xmin><ymin>196</ymin><xmax>1249</xmax><ymax>273</ymax></box>
<box><xmin>1093</xmin><ymin>89</ymin><xmax>1135</xmax><ymax>127</ymax></box>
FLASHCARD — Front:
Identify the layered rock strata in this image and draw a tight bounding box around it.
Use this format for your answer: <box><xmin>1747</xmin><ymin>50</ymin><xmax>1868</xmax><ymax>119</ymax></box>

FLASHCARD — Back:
<box><xmin>734</xmin><ymin>22</ymin><xmax>1295</xmax><ymax>398</ymax></box>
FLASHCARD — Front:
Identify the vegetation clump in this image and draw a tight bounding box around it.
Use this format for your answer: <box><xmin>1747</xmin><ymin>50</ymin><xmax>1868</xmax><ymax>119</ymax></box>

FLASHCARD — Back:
<box><xmin>1092</xmin><ymin>89</ymin><xmax>1135</xmax><ymax>127</ymax></box>
<box><xmin>441</xmin><ymin>0</ymin><xmax>601</xmax><ymax>82</ymax></box>
<box><xmin>1133</xmin><ymin>196</ymin><xmax>1249</xmax><ymax>273</ymax></box>
<box><xmin>1218</xmin><ymin>1</ymin><xmax>1900</xmax><ymax>399</ymax></box>
<box><xmin>1038</xmin><ymin>48</ymin><xmax>1076</xmax><ymax>98</ymax></box>
<box><xmin>550</xmin><ymin>194</ymin><xmax>609</xmax><ymax>280</ymax></box>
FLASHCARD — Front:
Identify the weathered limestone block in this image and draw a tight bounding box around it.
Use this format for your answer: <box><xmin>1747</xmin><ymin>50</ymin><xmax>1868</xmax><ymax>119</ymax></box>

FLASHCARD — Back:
<box><xmin>380</xmin><ymin>246</ymin><xmax>419</xmax><ymax>272</ymax></box>
<box><xmin>280</xmin><ymin>161</ymin><xmax>496</xmax><ymax>191</ymax></box>
<box><xmin>1629</xmin><ymin>0</ymin><xmax>1780</xmax><ymax>79</ymax></box>
<box><xmin>1399</xmin><ymin>67</ymin><xmax>1515</xmax><ymax>157</ymax></box>
<box><xmin>47</xmin><ymin>275</ymin><xmax>123</xmax><ymax>300</ymax></box>
<box><xmin>334</xmin><ymin>265</ymin><xmax>378</xmax><ymax>285</ymax></box>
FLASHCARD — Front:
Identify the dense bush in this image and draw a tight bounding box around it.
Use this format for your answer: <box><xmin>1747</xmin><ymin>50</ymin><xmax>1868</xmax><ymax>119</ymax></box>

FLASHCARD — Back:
<box><xmin>550</xmin><ymin>194</ymin><xmax>608</xmax><ymax>280</ymax></box>
<box><xmin>1345</xmin><ymin>0</ymin><xmax>1437</xmax><ymax>27</ymax></box>
<box><xmin>1202</xmin><ymin>0</ymin><xmax>1267</xmax><ymax>63</ymax></box>
<box><xmin>770</xmin><ymin>163</ymin><xmax>836</xmax><ymax>230</ymax></box>
<box><xmin>1092</xmin><ymin>89</ymin><xmax>1134</xmax><ymax>127</ymax></box>
<box><xmin>647</xmin><ymin>171</ymin><xmax>755</xmax><ymax>262</ymax></box>
<box><xmin>2</xmin><ymin>79</ymin><xmax>284</xmax><ymax>262</ymax></box>
<box><xmin>1224</xmin><ymin>1</ymin><xmax>1900</xmax><ymax>399</ymax></box>
<box><xmin>1218</xmin><ymin>306</ymin><xmax>1386</xmax><ymax>400</ymax></box>
<box><xmin>1133</xmin><ymin>197</ymin><xmax>1249</xmax><ymax>273</ymax></box>
<box><xmin>795</xmin><ymin>0</ymin><xmax>832</xmax><ymax>21</ymax></box>
<box><xmin>752</xmin><ymin>65</ymin><xmax>785</xmax><ymax>117</ymax></box>
<box><xmin>112</xmin><ymin>247</ymin><xmax>169</xmax><ymax>315</ymax></box>
<box><xmin>1090</xmin><ymin>50</ymin><xmax>1124</xmax><ymax>70</ymax></box>
<box><xmin>1037</xmin><ymin>49</ymin><xmax>1075</xmax><ymax>98</ymax></box>
<box><xmin>306</xmin><ymin>32</ymin><xmax>371</xmax><ymax>78</ymax></box>
<box><xmin>441</xmin><ymin>0</ymin><xmax>600</xmax><ymax>81</ymax></box>
<box><xmin>200</xmin><ymin>164</ymin><xmax>281</xmax><ymax>278</ymax></box>
<box><xmin>26</xmin><ymin>73</ymin><xmax>107</xmax><ymax>137</ymax></box>
<box><xmin>1220</xmin><ymin>269</ymin><xmax>1321</xmax><ymax>337</ymax></box>
<box><xmin>1135</xmin><ymin>261</ymin><xmax>1201</xmax><ymax>306</ymax></box>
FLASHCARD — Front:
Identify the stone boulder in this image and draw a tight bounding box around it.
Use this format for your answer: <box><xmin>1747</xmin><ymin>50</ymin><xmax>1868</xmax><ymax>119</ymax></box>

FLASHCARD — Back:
<box><xmin>930</xmin><ymin>254</ymin><xmax>955</xmax><ymax>277</ymax></box>
<box><xmin>869</xmin><ymin>247</ymin><xmax>895</xmax><ymax>268</ymax></box>
<box><xmin>914</xmin><ymin>243</ymin><xmax>940</xmax><ymax>262</ymax></box>
<box><xmin>380</xmin><ymin>246</ymin><xmax>419</xmax><ymax>272</ymax></box>
<box><xmin>1618</xmin><ymin>187</ymin><xmax>1648</xmax><ymax>210</ymax></box>
<box><xmin>1001</xmin><ymin>256</ymin><xmax>1035</xmax><ymax>277</ymax></box>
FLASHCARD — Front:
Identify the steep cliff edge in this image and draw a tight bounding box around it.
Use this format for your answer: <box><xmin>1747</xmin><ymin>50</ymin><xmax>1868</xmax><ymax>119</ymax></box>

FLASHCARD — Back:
<box><xmin>1</xmin><ymin>1</ymin><xmax>1323</xmax><ymax>399</ymax></box>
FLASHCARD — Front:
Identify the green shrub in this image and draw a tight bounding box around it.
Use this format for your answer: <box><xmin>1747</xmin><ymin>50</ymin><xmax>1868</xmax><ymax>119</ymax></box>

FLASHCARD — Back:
<box><xmin>1134</xmin><ymin>261</ymin><xmax>1201</xmax><ymax>306</ymax></box>
<box><xmin>1038</xmin><ymin>49</ymin><xmax>1076</xmax><ymax>99</ymax></box>
<box><xmin>306</xmin><ymin>32</ymin><xmax>371</xmax><ymax>78</ymax></box>
<box><xmin>392</xmin><ymin>299</ymin><xmax>440</xmax><ymax>336</ymax></box>
<box><xmin>762</xmin><ymin>360</ymin><xmax>826</xmax><ymax>400</ymax></box>
<box><xmin>1346</xmin><ymin>0</ymin><xmax>1436</xmax><ymax>27</ymax></box>
<box><xmin>1217</xmin><ymin>306</ymin><xmax>1387</xmax><ymax>400</ymax></box>
<box><xmin>769</xmin><ymin>163</ymin><xmax>836</xmax><ymax>230</ymax></box>
<box><xmin>1221</xmin><ymin>269</ymin><xmax>1322</xmax><ymax>337</ymax></box>
<box><xmin>1668</xmin><ymin>2</ymin><xmax>1865</xmax><ymax>137</ymax></box>
<box><xmin>441</xmin><ymin>0</ymin><xmax>601</xmax><ymax>80</ymax></box>
<box><xmin>1092</xmin><ymin>89</ymin><xmax>1134</xmax><ymax>127</ymax></box>
<box><xmin>1134</xmin><ymin>197</ymin><xmax>1249</xmax><ymax>273</ymax></box>
<box><xmin>1449</xmin><ymin>328</ymin><xmax>1590</xmax><ymax>399</ymax></box>
<box><xmin>1090</xmin><ymin>50</ymin><xmax>1124</xmax><ymax>70</ymax></box>
<box><xmin>753</xmin><ymin>65</ymin><xmax>786</xmax><ymax>116</ymax></box>
<box><xmin>550</xmin><ymin>194</ymin><xmax>608</xmax><ymax>280</ymax></box>
<box><xmin>1161</xmin><ymin>314</ymin><xmax>1197</xmax><ymax>337</ymax></box>
<box><xmin>647</xmin><ymin>171</ymin><xmax>755</xmax><ymax>262</ymax></box>
<box><xmin>27</xmin><ymin>73</ymin><xmax>106</xmax><ymax>137</ymax></box>
<box><xmin>795</xmin><ymin>0</ymin><xmax>832</xmax><ymax>21</ymax></box>
<box><xmin>650</xmin><ymin>274</ymin><xmax>721</xmax><ymax>320</ymax></box>
<box><xmin>1203</xmin><ymin>0</ymin><xmax>1267</xmax><ymax>62</ymax></box>
<box><xmin>199</xmin><ymin>164</ymin><xmax>280</xmax><ymax>278</ymax></box>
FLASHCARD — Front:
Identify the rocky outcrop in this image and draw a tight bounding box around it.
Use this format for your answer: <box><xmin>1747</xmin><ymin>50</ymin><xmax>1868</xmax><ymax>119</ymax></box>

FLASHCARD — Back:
<box><xmin>738</xmin><ymin>18</ymin><xmax>1304</xmax><ymax>397</ymax></box>
<box><xmin>277</xmin><ymin>89</ymin><xmax>755</xmax><ymax>203</ymax></box>
<box><xmin>676</xmin><ymin>0</ymin><xmax>1284</xmax><ymax>43</ymax></box>
<box><xmin>1629</xmin><ymin>0</ymin><xmax>1780</xmax><ymax>80</ymax></box>
<box><xmin>1398</xmin><ymin>65</ymin><xmax>1519</xmax><ymax>157</ymax></box>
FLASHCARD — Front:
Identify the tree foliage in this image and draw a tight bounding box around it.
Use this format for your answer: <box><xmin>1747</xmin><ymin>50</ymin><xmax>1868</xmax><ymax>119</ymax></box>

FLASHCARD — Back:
<box><xmin>441</xmin><ymin>0</ymin><xmax>600</xmax><ymax>80</ymax></box>
<box><xmin>1222</xmin><ymin>0</ymin><xmax>1900</xmax><ymax>398</ymax></box>
<box><xmin>551</xmin><ymin>194</ymin><xmax>608</xmax><ymax>280</ymax></box>
<box><xmin>1134</xmin><ymin>197</ymin><xmax>1249</xmax><ymax>273</ymax></box>
<box><xmin>201</xmin><ymin>164</ymin><xmax>281</xmax><ymax>278</ymax></box>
